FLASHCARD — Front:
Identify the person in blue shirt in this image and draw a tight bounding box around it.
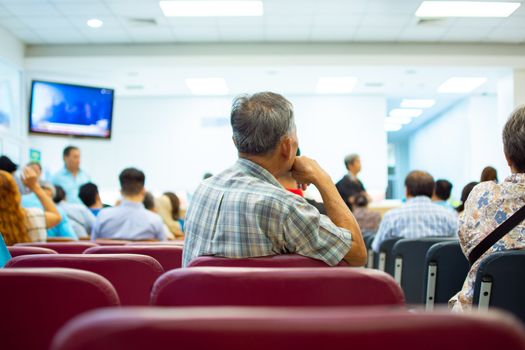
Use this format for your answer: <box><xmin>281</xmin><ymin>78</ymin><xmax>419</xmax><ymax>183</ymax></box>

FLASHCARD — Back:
<box><xmin>51</xmin><ymin>146</ymin><xmax>91</xmax><ymax>204</ymax></box>
<box><xmin>0</xmin><ymin>234</ymin><xmax>11</xmax><ymax>268</ymax></box>
<box><xmin>78</xmin><ymin>182</ymin><xmax>108</xmax><ymax>216</ymax></box>
<box><xmin>92</xmin><ymin>168</ymin><xmax>166</xmax><ymax>241</ymax></box>
<box><xmin>22</xmin><ymin>181</ymin><xmax>78</xmax><ymax>240</ymax></box>
<box><xmin>432</xmin><ymin>179</ymin><xmax>456</xmax><ymax>211</ymax></box>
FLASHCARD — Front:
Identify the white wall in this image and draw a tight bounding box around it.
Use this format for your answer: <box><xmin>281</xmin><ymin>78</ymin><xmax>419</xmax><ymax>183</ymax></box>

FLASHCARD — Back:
<box><xmin>0</xmin><ymin>28</ymin><xmax>26</xmax><ymax>165</ymax></box>
<box><xmin>408</xmin><ymin>95</ymin><xmax>505</xmax><ymax>200</ymax></box>
<box><xmin>28</xmin><ymin>95</ymin><xmax>388</xmax><ymax>203</ymax></box>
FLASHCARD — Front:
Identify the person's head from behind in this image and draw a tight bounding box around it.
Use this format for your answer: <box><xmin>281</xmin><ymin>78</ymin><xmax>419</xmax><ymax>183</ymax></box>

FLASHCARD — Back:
<box><xmin>433</xmin><ymin>179</ymin><xmax>453</xmax><ymax>201</ymax></box>
<box><xmin>0</xmin><ymin>156</ymin><xmax>17</xmax><ymax>174</ymax></box>
<box><xmin>405</xmin><ymin>170</ymin><xmax>434</xmax><ymax>199</ymax></box>
<box><xmin>27</xmin><ymin>161</ymin><xmax>42</xmax><ymax>178</ymax></box>
<box><xmin>0</xmin><ymin>170</ymin><xmax>29</xmax><ymax>245</ymax></box>
<box><xmin>143</xmin><ymin>192</ymin><xmax>156</xmax><ymax>212</ymax></box>
<box><xmin>53</xmin><ymin>185</ymin><xmax>66</xmax><ymax>204</ymax></box>
<box><xmin>231</xmin><ymin>92</ymin><xmax>297</xmax><ymax>176</ymax></box>
<box><xmin>480</xmin><ymin>166</ymin><xmax>498</xmax><ymax>183</ymax></box>
<box><xmin>163</xmin><ymin>192</ymin><xmax>181</xmax><ymax>220</ymax></box>
<box><xmin>63</xmin><ymin>146</ymin><xmax>80</xmax><ymax>172</ymax></box>
<box><xmin>344</xmin><ymin>154</ymin><xmax>361</xmax><ymax>175</ymax></box>
<box><xmin>119</xmin><ymin>167</ymin><xmax>145</xmax><ymax>199</ymax></box>
<box><xmin>353</xmin><ymin>192</ymin><xmax>369</xmax><ymax>208</ymax></box>
<box><xmin>79</xmin><ymin>182</ymin><xmax>101</xmax><ymax>208</ymax></box>
<box><xmin>457</xmin><ymin>181</ymin><xmax>479</xmax><ymax>213</ymax></box>
<box><xmin>503</xmin><ymin>105</ymin><xmax>525</xmax><ymax>173</ymax></box>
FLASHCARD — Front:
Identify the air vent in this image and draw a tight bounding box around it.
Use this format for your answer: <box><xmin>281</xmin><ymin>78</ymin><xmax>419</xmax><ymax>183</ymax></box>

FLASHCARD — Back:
<box><xmin>364</xmin><ymin>82</ymin><xmax>384</xmax><ymax>88</ymax></box>
<box><xmin>127</xmin><ymin>18</ymin><xmax>158</xmax><ymax>27</ymax></box>
<box><xmin>416</xmin><ymin>18</ymin><xmax>448</xmax><ymax>26</ymax></box>
<box><xmin>125</xmin><ymin>85</ymin><xmax>144</xmax><ymax>90</ymax></box>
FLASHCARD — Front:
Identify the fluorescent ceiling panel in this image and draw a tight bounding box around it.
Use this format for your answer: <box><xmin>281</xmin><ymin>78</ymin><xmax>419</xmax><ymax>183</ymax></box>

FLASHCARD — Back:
<box><xmin>87</xmin><ymin>18</ymin><xmax>103</xmax><ymax>28</ymax></box>
<box><xmin>415</xmin><ymin>1</ymin><xmax>521</xmax><ymax>18</ymax></box>
<box><xmin>315</xmin><ymin>77</ymin><xmax>358</xmax><ymax>94</ymax></box>
<box><xmin>437</xmin><ymin>77</ymin><xmax>487</xmax><ymax>93</ymax></box>
<box><xmin>185</xmin><ymin>77</ymin><xmax>229</xmax><ymax>95</ymax></box>
<box><xmin>389</xmin><ymin>108</ymin><xmax>423</xmax><ymax>118</ymax></box>
<box><xmin>386</xmin><ymin>116</ymin><xmax>412</xmax><ymax>125</ymax></box>
<box><xmin>400</xmin><ymin>99</ymin><xmax>436</xmax><ymax>108</ymax></box>
<box><xmin>159</xmin><ymin>1</ymin><xmax>263</xmax><ymax>17</ymax></box>
<box><xmin>385</xmin><ymin>122</ymin><xmax>402</xmax><ymax>132</ymax></box>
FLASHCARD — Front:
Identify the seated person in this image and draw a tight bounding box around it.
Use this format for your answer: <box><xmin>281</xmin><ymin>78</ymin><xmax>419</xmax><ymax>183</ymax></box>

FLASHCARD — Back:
<box><xmin>277</xmin><ymin>171</ymin><xmax>327</xmax><ymax>214</ymax></box>
<box><xmin>432</xmin><ymin>179</ymin><xmax>455</xmax><ymax>210</ymax></box>
<box><xmin>78</xmin><ymin>182</ymin><xmax>108</xmax><ymax>216</ymax></box>
<box><xmin>450</xmin><ymin>106</ymin><xmax>525</xmax><ymax>311</ymax></box>
<box><xmin>371</xmin><ymin>170</ymin><xmax>458</xmax><ymax>253</ymax></box>
<box><xmin>351</xmin><ymin>192</ymin><xmax>381</xmax><ymax>234</ymax></box>
<box><xmin>155</xmin><ymin>192</ymin><xmax>184</xmax><ymax>239</ymax></box>
<box><xmin>0</xmin><ymin>234</ymin><xmax>11</xmax><ymax>268</ymax></box>
<box><xmin>22</xmin><ymin>182</ymin><xmax>78</xmax><ymax>240</ymax></box>
<box><xmin>0</xmin><ymin>167</ymin><xmax>61</xmax><ymax>244</ymax></box>
<box><xmin>480</xmin><ymin>166</ymin><xmax>498</xmax><ymax>183</ymax></box>
<box><xmin>455</xmin><ymin>181</ymin><xmax>479</xmax><ymax>214</ymax></box>
<box><xmin>92</xmin><ymin>168</ymin><xmax>166</xmax><ymax>241</ymax></box>
<box><xmin>53</xmin><ymin>185</ymin><xmax>96</xmax><ymax>239</ymax></box>
<box><xmin>183</xmin><ymin>92</ymin><xmax>366</xmax><ymax>267</ymax></box>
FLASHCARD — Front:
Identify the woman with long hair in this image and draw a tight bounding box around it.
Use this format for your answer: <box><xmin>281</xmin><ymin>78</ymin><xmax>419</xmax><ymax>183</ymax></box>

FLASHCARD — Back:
<box><xmin>0</xmin><ymin>167</ymin><xmax>61</xmax><ymax>245</ymax></box>
<box><xmin>155</xmin><ymin>192</ymin><xmax>184</xmax><ymax>240</ymax></box>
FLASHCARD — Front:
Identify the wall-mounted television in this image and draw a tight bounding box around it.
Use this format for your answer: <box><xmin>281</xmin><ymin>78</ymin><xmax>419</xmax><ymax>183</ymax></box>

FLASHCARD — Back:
<box><xmin>29</xmin><ymin>80</ymin><xmax>114</xmax><ymax>139</ymax></box>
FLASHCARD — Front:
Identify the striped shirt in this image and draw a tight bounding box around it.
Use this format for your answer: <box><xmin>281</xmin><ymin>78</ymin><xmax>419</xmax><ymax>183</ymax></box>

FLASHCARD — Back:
<box><xmin>24</xmin><ymin>207</ymin><xmax>47</xmax><ymax>242</ymax></box>
<box><xmin>371</xmin><ymin>196</ymin><xmax>458</xmax><ymax>252</ymax></box>
<box><xmin>182</xmin><ymin>158</ymin><xmax>352</xmax><ymax>267</ymax></box>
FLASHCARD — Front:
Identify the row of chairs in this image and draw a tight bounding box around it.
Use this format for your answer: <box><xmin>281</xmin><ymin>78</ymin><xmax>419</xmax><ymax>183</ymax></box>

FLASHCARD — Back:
<box><xmin>364</xmin><ymin>234</ymin><xmax>525</xmax><ymax>323</ymax></box>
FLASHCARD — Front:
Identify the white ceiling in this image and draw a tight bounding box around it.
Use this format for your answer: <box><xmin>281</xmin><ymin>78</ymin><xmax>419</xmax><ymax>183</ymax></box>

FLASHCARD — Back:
<box><xmin>1</xmin><ymin>0</ymin><xmax>525</xmax><ymax>45</ymax></box>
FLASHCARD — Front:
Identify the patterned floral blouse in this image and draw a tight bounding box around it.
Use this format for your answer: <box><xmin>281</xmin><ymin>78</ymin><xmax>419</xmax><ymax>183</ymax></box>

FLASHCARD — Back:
<box><xmin>450</xmin><ymin>173</ymin><xmax>525</xmax><ymax>311</ymax></box>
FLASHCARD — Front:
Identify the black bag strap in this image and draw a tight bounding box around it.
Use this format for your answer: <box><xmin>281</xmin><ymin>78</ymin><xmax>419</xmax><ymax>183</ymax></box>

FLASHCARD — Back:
<box><xmin>468</xmin><ymin>204</ymin><xmax>525</xmax><ymax>266</ymax></box>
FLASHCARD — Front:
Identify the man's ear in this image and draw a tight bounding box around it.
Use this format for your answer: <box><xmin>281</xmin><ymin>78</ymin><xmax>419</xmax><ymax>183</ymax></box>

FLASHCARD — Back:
<box><xmin>504</xmin><ymin>151</ymin><xmax>513</xmax><ymax>168</ymax></box>
<box><xmin>279</xmin><ymin>137</ymin><xmax>293</xmax><ymax>159</ymax></box>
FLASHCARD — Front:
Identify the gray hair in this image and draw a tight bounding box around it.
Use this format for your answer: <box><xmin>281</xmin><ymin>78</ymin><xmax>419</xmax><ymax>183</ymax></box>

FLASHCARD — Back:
<box><xmin>40</xmin><ymin>181</ymin><xmax>56</xmax><ymax>198</ymax></box>
<box><xmin>503</xmin><ymin>105</ymin><xmax>525</xmax><ymax>172</ymax></box>
<box><xmin>344</xmin><ymin>154</ymin><xmax>360</xmax><ymax>169</ymax></box>
<box><xmin>231</xmin><ymin>92</ymin><xmax>295</xmax><ymax>155</ymax></box>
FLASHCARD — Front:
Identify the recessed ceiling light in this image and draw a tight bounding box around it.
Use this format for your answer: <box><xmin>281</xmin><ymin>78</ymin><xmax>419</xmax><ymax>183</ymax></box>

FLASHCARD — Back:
<box><xmin>87</xmin><ymin>18</ymin><xmax>103</xmax><ymax>28</ymax></box>
<box><xmin>389</xmin><ymin>108</ymin><xmax>423</xmax><ymax>118</ymax></box>
<box><xmin>386</xmin><ymin>116</ymin><xmax>412</xmax><ymax>125</ymax></box>
<box><xmin>385</xmin><ymin>122</ymin><xmax>403</xmax><ymax>132</ymax></box>
<box><xmin>159</xmin><ymin>1</ymin><xmax>263</xmax><ymax>17</ymax></box>
<box><xmin>415</xmin><ymin>1</ymin><xmax>520</xmax><ymax>18</ymax></box>
<box><xmin>437</xmin><ymin>77</ymin><xmax>487</xmax><ymax>93</ymax></box>
<box><xmin>315</xmin><ymin>77</ymin><xmax>358</xmax><ymax>94</ymax></box>
<box><xmin>400</xmin><ymin>99</ymin><xmax>436</xmax><ymax>109</ymax></box>
<box><xmin>185</xmin><ymin>78</ymin><xmax>229</xmax><ymax>95</ymax></box>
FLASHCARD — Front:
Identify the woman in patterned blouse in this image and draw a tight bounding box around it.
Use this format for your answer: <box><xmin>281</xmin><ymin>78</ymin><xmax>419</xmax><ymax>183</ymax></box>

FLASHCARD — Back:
<box><xmin>450</xmin><ymin>105</ymin><xmax>525</xmax><ymax>311</ymax></box>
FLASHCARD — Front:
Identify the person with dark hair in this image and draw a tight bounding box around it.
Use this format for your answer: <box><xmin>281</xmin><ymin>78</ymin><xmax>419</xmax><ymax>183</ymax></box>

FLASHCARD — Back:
<box><xmin>480</xmin><ymin>166</ymin><xmax>498</xmax><ymax>183</ymax></box>
<box><xmin>335</xmin><ymin>153</ymin><xmax>369</xmax><ymax>210</ymax></box>
<box><xmin>351</xmin><ymin>192</ymin><xmax>381</xmax><ymax>234</ymax></box>
<box><xmin>51</xmin><ymin>146</ymin><xmax>91</xmax><ymax>204</ymax></box>
<box><xmin>371</xmin><ymin>170</ymin><xmax>458</xmax><ymax>252</ymax></box>
<box><xmin>78</xmin><ymin>182</ymin><xmax>107</xmax><ymax>216</ymax></box>
<box><xmin>183</xmin><ymin>92</ymin><xmax>365</xmax><ymax>267</ymax></box>
<box><xmin>53</xmin><ymin>185</ymin><xmax>95</xmax><ymax>239</ymax></box>
<box><xmin>450</xmin><ymin>105</ymin><xmax>525</xmax><ymax>312</ymax></box>
<box><xmin>92</xmin><ymin>168</ymin><xmax>165</xmax><ymax>241</ymax></box>
<box><xmin>456</xmin><ymin>182</ymin><xmax>479</xmax><ymax>214</ymax></box>
<box><xmin>432</xmin><ymin>179</ymin><xmax>455</xmax><ymax>210</ymax></box>
<box><xmin>0</xmin><ymin>155</ymin><xmax>25</xmax><ymax>193</ymax></box>
<box><xmin>143</xmin><ymin>192</ymin><xmax>156</xmax><ymax>212</ymax></box>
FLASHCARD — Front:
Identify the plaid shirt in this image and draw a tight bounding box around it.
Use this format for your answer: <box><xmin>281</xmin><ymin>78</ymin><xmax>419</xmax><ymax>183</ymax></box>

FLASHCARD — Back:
<box><xmin>371</xmin><ymin>196</ymin><xmax>458</xmax><ymax>252</ymax></box>
<box><xmin>182</xmin><ymin>158</ymin><xmax>352</xmax><ymax>267</ymax></box>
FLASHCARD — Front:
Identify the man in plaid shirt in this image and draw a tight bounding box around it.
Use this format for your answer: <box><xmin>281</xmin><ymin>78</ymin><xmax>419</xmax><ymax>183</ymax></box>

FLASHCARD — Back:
<box><xmin>183</xmin><ymin>92</ymin><xmax>366</xmax><ymax>267</ymax></box>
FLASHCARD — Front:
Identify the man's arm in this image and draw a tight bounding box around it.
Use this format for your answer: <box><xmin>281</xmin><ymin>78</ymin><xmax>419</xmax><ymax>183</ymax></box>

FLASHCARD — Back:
<box><xmin>292</xmin><ymin>156</ymin><xmax>366</xmax><ymax>266</ymax></box>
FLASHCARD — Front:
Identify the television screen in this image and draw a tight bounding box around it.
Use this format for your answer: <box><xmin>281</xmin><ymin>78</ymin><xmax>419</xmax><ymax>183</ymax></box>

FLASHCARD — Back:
<box><xmin>29</xmin><ymin>80</ymin><xmax>114</xmax><ymax>139</ymax></box>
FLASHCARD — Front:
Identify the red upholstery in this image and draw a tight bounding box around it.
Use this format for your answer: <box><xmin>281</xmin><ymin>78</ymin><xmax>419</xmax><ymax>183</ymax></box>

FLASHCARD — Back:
<box><xmin>15</xmin><ymin>242</ymin><xmax>98</xmax><ymax>254</ymax></box>
<box><xmin>84</xmin><ymin>245</ymin><xmax>183</xmax><ymax>271</ymax></box>
<box><xmin>0</xmin><ymin>268</ymin><xmax>119</xmax><ymax>350</ymax></box>
<box><xmin>8</xmin><ymin>245</ymin><xmax>58</xmax><ymax>257</ymax></box>
<box><xmin>51</xmin><ymin>307</ymin><xmax>525</xmax><ymax>350</ymax></box>
<box><xmin>188</xmin><ymin>254</ymin><xmax>348</xmax><ymax>267</ymax></box>
<box><xmin>94</xmin><ymin>239</ymin><xmax>131</xmax><ymax>246</ymax></box>
<box><xmin>6</xmin><ymin>254</ymin><xmax>164</xmax><ymax>305</ymax></box>
<box><xmin>126</xmin><ymin>240</ymin><xmax>184</xmax><ymax>246</ymax></box>
<box><xmin>151</xmin><ymin>267</ymin><xmax>404</xmax><ymax>307</ymax></box>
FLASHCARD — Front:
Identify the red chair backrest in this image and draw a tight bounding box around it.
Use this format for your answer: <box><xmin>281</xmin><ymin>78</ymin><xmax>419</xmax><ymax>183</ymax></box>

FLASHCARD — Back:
<box><xmin>151</xmin><ymin>267</ymin><xmax>404</xmax><ymax>307</ymax></box>
<box><xmin>126</xmin><ymin>241</ymin><xmax>184</xmax><ymax>246</ymax></box>
<box><xmin>94</xmin><ymin>239</ymin><xmax>132</xmax><ymax>246</ymax></box>
<box><xmin>15</xmin><ymin>242</ymin><xmax>98</xmax><ymax>254</ymax></box>
<box><xmin>187</xmin><ymin>254</ymin><xmax>348</xmax><ymax>267</ymax></box>
<box><xmin>6</xmin><ymin>254</ymin><xmax>164</xmax><ymax>305</ymax></box>
<box><xmin>8</xmin><ymin>246</ymin><xmax>58</xmax><ymax>257</ymax></box>
<box><xmin>84</xmin><ymin>245</ymin><xmax>183</xmax><ymax>271</ymax></box>
<box><xmin>0</xmin><ymin>268</ymin><xmax>119</xmax><ymax>350</ymax></box>
<box><xmin>51</xmin><ymin>307</ymin><xmax>525</xmax><ymax>350</ymax></box>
